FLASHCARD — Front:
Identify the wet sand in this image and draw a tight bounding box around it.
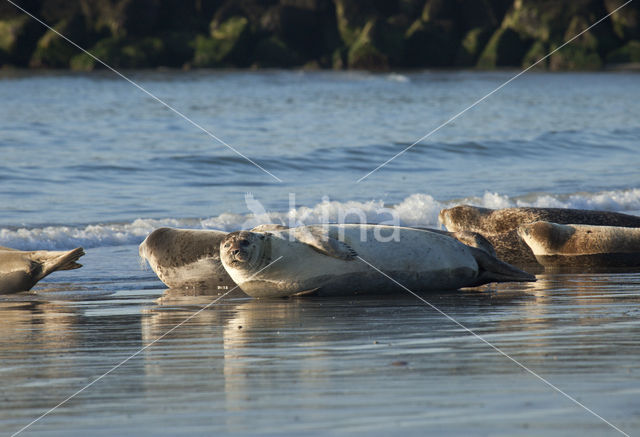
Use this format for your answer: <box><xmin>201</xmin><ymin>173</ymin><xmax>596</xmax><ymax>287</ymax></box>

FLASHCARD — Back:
<box><xmin>1</xmin><ymin>245</ymin><xmax>639</xmax><ymax>436</ymax></box>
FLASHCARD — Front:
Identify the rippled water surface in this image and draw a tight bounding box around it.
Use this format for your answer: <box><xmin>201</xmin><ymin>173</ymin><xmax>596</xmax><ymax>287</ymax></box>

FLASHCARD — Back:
<box><xmin>1</xmin><ymin>70</ymin><xmax>639</xmax><ymax>435</ymax></box>
<box><xmin>1</xmin><ymin>70</ymin><xmax>640</xmax><ymax>228</ymax></box>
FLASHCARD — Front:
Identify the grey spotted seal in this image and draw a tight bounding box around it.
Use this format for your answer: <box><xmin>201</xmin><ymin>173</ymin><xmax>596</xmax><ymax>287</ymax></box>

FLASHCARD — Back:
<box><xmin>139</xmin><ymin>225</ymin><xmax>495</xmax><ymax>291</ymax></box>
<box><xmin>0</xmin><ymin>246</ymin><xmax>84</xmax><ymax>294</ymax></box>
<box><xmin>139</xmin><ymin>227</ymin><xmax>234</xmax><ymax>290</ymax></box>
<box><xmin>219</xmin><ymin>224</ymin><xmax>534</xmax><ymax>298</ymax></box>
<box><xmin>438</xmin><ymin>205</ymin><xmax>640</xmax><ymax>268</ymax></box>
<box><xmin>518</xmin><ymin>221</ymin><xmax>640</xmax><ymax>268</ymax></box>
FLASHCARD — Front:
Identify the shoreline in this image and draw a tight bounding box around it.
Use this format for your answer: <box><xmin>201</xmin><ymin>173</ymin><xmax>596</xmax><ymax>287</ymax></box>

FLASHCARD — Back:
<box><xmin>3</xmin><ymin>61</ymin><xmax>640</xmax><ymax>74</ymax></box>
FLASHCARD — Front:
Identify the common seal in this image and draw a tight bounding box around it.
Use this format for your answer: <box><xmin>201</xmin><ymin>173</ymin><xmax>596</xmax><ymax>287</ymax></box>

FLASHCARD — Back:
<box><xmin>439</xmin><ymin>205</ymin><xmax>640</xmax><ymax>235</ymax></box>
<box><xmin>438</xmin><ymin>205</ymin><xmax>640</xmax><ymax>268</ymax></box>
<box><xmin>0</xmin><ymin>247</ymin><xmax>84</xmax><ymax>294</ymax></box>
<box><xmin>481</xmin><ymin>231</ymin><xmax>540</xmax><ymax>268</ymax></box>
<box><xmin>139</xmin><ymin>227</ymin><xmax>234</xmax><ymax>290</ymax></box>
<box><xmin>518</xmin><ymin>221</ymin><xmax>640</xmax><ymax>268</ymax></box>
<box><xmin>219</xmin><ymin>224</ymin><xmax>535</xmax><ymax>298</ymax></box>
<box><xmin>139</xmin><ymin>225</ymin><xmax>494</xmax><ymax>290</ymax></box>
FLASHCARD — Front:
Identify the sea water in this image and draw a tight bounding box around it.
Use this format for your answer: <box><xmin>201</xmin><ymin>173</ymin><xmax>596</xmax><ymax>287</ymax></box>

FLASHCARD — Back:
<box><xmin>1</xmin><ymin>70</ymin><xmax>639</xmax><ymax>436</ymax></box>
<box><xmin>1</xmin><ymin>70</ymin><xmax>639</xmax><ymax>234</ymax></box>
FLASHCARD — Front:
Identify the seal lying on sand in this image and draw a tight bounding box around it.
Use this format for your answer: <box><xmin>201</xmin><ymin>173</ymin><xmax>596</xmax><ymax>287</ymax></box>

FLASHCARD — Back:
<box><xmin>219</xmin><ymin>224</ymin><xmax>535</xmax><ymax>298</ymax></box>
<box><xmin>0</xmin><ymin>246</ymin><xmax>84</xmax><ymax>294</ymax></box>
<box><xmin>139</xmin><ymin>228</ymin><xmax>234</xmax><ymax>289</ymax></box>
<box><xmin>518</xmin><ymin>221</ymin><xmax>640</xmax><ymax>268</ymax></box>
<box><xmin>438</xmin><ymin>205</ymin><xmax>640</xmax><ymax>267</ymax></box>
<box><xmin>140</xmin><ymin>225</ymin><xmax>496</xmax><ymax>290</ymax></box>
<box><xmin>439</xmin><ymin>205</ymin><xmax>640</xmax><ymax>235</ymax></box>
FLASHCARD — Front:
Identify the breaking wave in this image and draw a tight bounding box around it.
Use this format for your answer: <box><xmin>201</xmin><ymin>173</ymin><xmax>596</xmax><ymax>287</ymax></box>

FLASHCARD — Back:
<box><xmin>1</xmin><ymin>188</ymin><xmax>639</xmax><ymax>251</ymax></box>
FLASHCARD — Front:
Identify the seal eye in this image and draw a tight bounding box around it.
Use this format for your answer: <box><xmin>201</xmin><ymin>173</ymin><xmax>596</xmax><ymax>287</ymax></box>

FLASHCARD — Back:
<box><xmin>224</xmin><ymin>243</ymin><xmax>230</xmax><ymax>248</ymax></box>
<box><xmin>240</xmin><ymin>239</ymin><xmax>250</xmax><ymax>247</ymax></box>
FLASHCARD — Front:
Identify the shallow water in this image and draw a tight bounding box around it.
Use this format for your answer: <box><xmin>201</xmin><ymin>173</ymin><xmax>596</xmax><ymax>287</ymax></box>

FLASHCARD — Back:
<box><xmin>1</xmin><ymin>246</ymin><xmax>639</xmax><ymax>436</ymax></box>
<box><xmin>1</xmin><ymin>70</ymin><xmax>640</xmax><ymax>435</ymax></box>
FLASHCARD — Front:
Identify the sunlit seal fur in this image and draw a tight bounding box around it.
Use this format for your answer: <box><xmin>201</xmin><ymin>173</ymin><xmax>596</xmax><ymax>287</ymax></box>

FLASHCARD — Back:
<box><xmin>439</xmin><ymin>205</ymin><xmax>640</xmax><ymax>234</ymax></box>
<box><xmin>139</xmin><ymin>227</ymin><xmax>234</xmax><ymax>290</ymax></box>
<box><xmin>518</xmin><ymin>221</ymin><xmax>640</xmax><ymax>268</ymax></box>
<box><xmin>0</xmin><ymin>246</ymin><xmax>84</xmax><ymax>294</ymax></box>
<box><xmin>438</xmin><ymin>205</ymin><xmax>640</xmax><ymax>267</ymax></box>
<box><xmin>255</xmin><ymin>224</ymin><xmax>497</xmax><ymax>256</ymax></box>
<box><xmin>255</xmin><ymin>224</ymin><xmax>498</xmax><ymax>257</ymax></box>
<box><xmin>421</xmin><ymin>229</ymin><xmax>497</xmax><ymax>257</ymax></box>
<box><xmin>219</xmin><ymin>224</ymin><xmax>535</xmax><ymax>298</ymax></box>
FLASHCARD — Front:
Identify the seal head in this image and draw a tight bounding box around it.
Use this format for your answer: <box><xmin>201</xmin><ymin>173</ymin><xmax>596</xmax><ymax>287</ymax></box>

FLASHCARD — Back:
<box><xmin>220</xmin><ymin>231</ymin><xmax>267</xmax><ymax>273</ymax></box>
<box><xmin>517</xmin><ymin>221</ymin><xmax>572</xmax><ymax>254</ymax></box>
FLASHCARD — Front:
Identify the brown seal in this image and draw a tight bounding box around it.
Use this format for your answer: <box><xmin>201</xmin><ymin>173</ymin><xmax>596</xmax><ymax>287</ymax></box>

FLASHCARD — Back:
<box><xmin>439</xmin><ymin>205</ymin><xmax>640</xmax><ymax>235</ymax></box>
<box><xmin>518</xmin><ymin>221</ymin><xmax>640</xmax><ymax>268</ymax></box>
<box><xmin>439</xmin><ymin>205</ymin><xmax>640</xmax><ymax>269</ymax></box>
<box><xmin>0</xmin><ymin>247</ymin><xmax>84</xmax><ymax>294</ymax></box>
<box><xmin>481</xmin><ymin>231</ymin><xmax>541</xmax><ymax>269</ymax></box>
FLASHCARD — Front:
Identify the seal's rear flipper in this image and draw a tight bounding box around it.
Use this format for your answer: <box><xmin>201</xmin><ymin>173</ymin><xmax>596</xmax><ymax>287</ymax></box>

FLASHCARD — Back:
<box><xmin>38</xmin><ymin>247</ymin><xmax>85</xmax><ymax>279</ymax></box>
<box><xmin>468</xmin><ymin>246</ymin><xmax>536</xmax><ymax>285</ymax></box>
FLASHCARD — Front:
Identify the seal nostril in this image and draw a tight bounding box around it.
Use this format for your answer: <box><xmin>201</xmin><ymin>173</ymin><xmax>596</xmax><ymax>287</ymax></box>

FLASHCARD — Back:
<box><xmin>231</xmin><ymin>249</ymin><xmax>240</xmax><ymax>256</ymax></box>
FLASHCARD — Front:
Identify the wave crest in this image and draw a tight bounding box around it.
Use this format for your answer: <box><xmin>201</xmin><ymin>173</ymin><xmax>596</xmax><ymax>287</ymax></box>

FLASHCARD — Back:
<box><xmin>1</xmin><ymin>188</ymin><xmax>639</xmax><ymax>250</ymax></box>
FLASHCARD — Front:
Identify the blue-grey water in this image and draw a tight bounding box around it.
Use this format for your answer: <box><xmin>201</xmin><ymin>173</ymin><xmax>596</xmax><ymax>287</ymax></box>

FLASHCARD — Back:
<box><xmin>1</xmin><ymin>70</ymin><xmax>639</xmax><ymax>436</ymax></box>
<box><xmin>2</xmin><ymin>70</ymin><xmax>640</xmax><ymax>231</ymax></box>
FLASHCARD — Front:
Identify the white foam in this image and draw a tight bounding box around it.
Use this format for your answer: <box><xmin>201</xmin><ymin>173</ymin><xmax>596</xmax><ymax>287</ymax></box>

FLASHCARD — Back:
<box><xmin>457</xmin><ymin>188</ymin><xmax>640</xmax><ymax>212</ymax></box>
<box><xmin>386</xmin><ymin>73</ymin><xmax>410</xmax><ymax>83</ymax></box>
<box><xmin>0</xmin><ymin>218</ymin><xmax>184</xmax><ymax>251</ymax></box>
<box><xmin>2</xmin><ymin>188</ymin><xmax>639</xmax><ymax>250</ymax></box>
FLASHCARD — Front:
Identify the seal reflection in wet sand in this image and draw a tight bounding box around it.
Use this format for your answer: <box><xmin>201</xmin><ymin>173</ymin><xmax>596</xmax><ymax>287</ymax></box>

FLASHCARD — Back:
<box><xmin>0</xmin><ymin>246</ymin><xmax>84</xmax><ymax>294</ymax></box>
<box><xmin>518</xmin><ymin>221</ymin><xmax>640</xmax><ymax>269</ymax></box>
<box><xmin>139</xmin><ymin>227</ymin><xmax>234</xmax><ymax>290</ymax></box>
<box><xmin>219</xmin><ymin>224</ymin><xmax>534</xmax><ymax>298</ymax></box>
<box><xmin>439</xmin><ymin>205</ymin><xmax>640</xmax><ymax>268</ymax></box>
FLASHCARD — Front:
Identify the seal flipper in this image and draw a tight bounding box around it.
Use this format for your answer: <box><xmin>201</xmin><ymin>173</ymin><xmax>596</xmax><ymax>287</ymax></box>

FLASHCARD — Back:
<box><xmin>292</xmin><ymin>227</ymin><xmax>358</xmax><ymax>260</ymax></box>
<box><xmin>34</xmin><ymin>247</ymin><xmax>85</xmax><ymax>281</ymax></box>
<box><xmin>467</xmin><ymin>246</ymin><xmax>536</xmax><ymax>286</ymax></box>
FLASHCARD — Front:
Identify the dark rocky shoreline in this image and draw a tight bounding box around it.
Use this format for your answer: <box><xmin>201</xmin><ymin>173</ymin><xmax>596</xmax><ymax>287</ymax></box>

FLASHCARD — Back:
<box><xmin>1</xmin><ymin>0</ymin><xmax>639</xmax><ymax>71</ymax></box>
